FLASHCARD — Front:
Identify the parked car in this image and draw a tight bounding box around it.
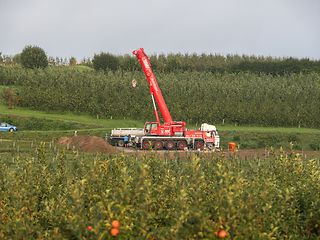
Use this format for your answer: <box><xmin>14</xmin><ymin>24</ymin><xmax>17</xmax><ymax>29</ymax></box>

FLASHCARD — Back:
<box><xmin>0</xmin><ymin>122</ymin><xmax>18</xmax><ymax>132</ymax></box>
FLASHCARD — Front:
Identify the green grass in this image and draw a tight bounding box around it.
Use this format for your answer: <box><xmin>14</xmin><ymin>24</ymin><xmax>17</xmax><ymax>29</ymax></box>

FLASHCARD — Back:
<box><xmin>71</xmin><ymin>65</ymin><xmax>94</xmax><ymax>71</ymax></box>
<box><xmin>3</xmin><ymin>103</ymin><xmax>317</xmax><ymax>136</ymax></box>
<box><xmin>0</xmin><ymin>104</ymin><xmax>144</xmax><ymax>148</ymax></box>
<box><xmin>0</xmin><ymin>87</ymin><xmax>319</xmax><ymax>151</ymax></box>
<box><xmin>0</xmin><ymin>104</ymin><xmax>143</xmax><ymax>129</ymax></box>
<box><xmin>217</xmin><ymin>124</ymin><xmax>320</xmax><ymax>134</ymax></box>
<box><xmin>216</xmin><ymin>125</ymin><xmax>320</xmax><ymax>150</ymax></box>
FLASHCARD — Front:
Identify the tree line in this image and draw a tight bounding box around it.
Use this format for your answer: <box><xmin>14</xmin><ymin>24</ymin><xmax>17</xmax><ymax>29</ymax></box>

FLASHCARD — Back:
<box><xmin>1</xmin><ymin>46</ymin><xmax>320</xmax><ymax>75</ymax></box>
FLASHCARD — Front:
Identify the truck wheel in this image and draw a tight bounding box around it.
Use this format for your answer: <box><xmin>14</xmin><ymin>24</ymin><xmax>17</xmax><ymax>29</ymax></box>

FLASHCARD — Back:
<box><xmin>206</xmin><ymin>143</ymin><xmax>214</xmax><ymax>150</ymax></box>
<box><xmin>194</xmin><ymin>141</ymin><xmax>204</xmax><ymax>150</ymax></box>
<box><xmin>154</xmin><ymin>141</ymin><xmax>163</xmax><ymax>150</ymax></box>
<box><xmin>142</xmin><ymin>140</ymin><xmax>151</xmax><ymax>150</ymax></box>
<box><xmin>177</xmin><ymin>141</ymin><xmax>187</xmax><ymax>150</ymax></box>
<box><xmin>165</xmin><ymin>140</ymin><xmax>175</xmax><ymax>150</ymax></box>
<box><xmin>117</xmin><ymin>139</ymin><xmax>125</xmax><ymax>147</ymax></box>
<box><xmin>9</xmin><ymin>128</ymin><xmax>14</xmax><ymax>133</ymax></box>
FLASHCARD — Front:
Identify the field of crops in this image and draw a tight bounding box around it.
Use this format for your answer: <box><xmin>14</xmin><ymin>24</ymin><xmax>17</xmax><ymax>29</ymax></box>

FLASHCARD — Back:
<box><xmin>1</xmin><ymin>55</ymin><xmax>320</xmax><ymax>239</ymax></box>
<box><xmin>0</xmin><ymin>142</ymin><xmax>320</xmax><ymax>239</ymax></box>
<box><xmin>1</xmin><ymin>65</ymin><xmax>320</xmax><ymax>128</ymax></box>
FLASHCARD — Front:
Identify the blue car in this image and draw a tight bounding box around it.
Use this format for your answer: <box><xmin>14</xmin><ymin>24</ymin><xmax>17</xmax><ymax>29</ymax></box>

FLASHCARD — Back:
<box><xmin>0</xmin><ymin>122</ymin><xmax>18</xmax><ymax>132</ymax></box>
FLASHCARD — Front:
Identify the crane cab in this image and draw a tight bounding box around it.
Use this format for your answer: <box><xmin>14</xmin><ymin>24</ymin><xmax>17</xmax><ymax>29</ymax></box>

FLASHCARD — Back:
<box><xmin>144</xmin><ymin>121</ymin><xmax>186</xmax><ymax>137</ymax></box>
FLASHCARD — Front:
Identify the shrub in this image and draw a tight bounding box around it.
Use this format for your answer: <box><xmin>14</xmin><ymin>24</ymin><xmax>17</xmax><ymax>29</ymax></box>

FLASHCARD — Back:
<box><xmin>92</xmin><ymin>52</ymin><xmax>119</xmax><ymax>71</ymax></box>
<box><xmin>2</xmin><ymin>88</ymin><xmax>20</xmax><ymax>109</ymax></box>
<box><xmin>69</xmin><ymin>57</ymin><xmax>77</xmax><ymax>66</ymax></box>
<box><xmin>12</xmin><ymin>54</ymin><xmax>21</xmax><ymax>64</ymax></box>
<box><xmin>20</xmin><ymin>45</ymin><xmax>48</xmax><ymax>69</ymax></box>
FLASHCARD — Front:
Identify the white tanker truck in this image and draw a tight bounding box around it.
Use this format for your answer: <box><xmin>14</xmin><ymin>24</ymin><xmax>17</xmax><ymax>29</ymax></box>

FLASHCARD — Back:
<box><xmin>107</xmin><ymin>128</ymin><xmax>145</xmax><ymax>147</ymax></box>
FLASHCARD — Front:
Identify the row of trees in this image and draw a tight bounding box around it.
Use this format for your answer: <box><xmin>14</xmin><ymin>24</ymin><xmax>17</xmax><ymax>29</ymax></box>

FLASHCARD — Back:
<box><xmin>2</xmin><ymin>46</ymin><xmax>320</xmax><ymax>75</ymax></box>
<box><xmin>132</xmin><ymin>54</ymin><xmax>320</xmax><ymax>75</ymax></box>
<box><xmin>1</xmin><ymin>146</ymin><xmax>320</xmax><ymax>239</ymax></box>
<box><xmin>1</xmin><ymin>66</ymin><xmax>319</xmax><ymax>128</ymax></box>
<box><xmin>1</xmin><ymin>46</ymin><xmax>49</xmax><ymax>69</ymax></box>
<box><xmin>0</xmin><ymin>48</ymin><xmax>82</xmax><ymax>68</ymax></box>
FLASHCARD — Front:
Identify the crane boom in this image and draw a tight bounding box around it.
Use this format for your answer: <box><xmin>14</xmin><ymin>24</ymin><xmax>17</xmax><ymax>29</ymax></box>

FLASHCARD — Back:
<box><xmin>108</xmin><ymin>48</ymin><xmax>220</xmax><ymax>151</ymax></box>
<box><xmin>133</xmin><ymin>48</ymin><xmax>173</xmax><ymax>123</ymax></box>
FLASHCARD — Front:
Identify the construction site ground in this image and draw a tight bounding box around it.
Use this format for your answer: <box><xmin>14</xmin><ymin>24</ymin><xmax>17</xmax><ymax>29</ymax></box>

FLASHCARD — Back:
<box><xmin>57</xmin><ymin>135</ymin><xmax>320</xmax><ymax>159</ymax></box>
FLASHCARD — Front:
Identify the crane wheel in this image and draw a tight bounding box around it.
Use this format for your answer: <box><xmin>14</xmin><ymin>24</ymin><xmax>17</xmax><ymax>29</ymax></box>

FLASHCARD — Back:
<box><xmin>154</xmin><ymin>141</ymin><xmax>163</xmax><ymax>150</ymax></box>
<box><xmin>142</xmin><ymin>140</ymin><xmax>151</xmax><ymax>150</ymax></box>
<box><xmin>207</xmin><ymin>143</ymin><xmax>214</xmax><ymax>150</ymax></box>
<box><xmin>177</xmin><ymin>141</ymin><xmax>187</xmax><ymax>150</ymax></box>
<box><xmin>194</xmin><ymin>141</ymin><xmax>204</xmax><ymax>150</ymax></box>
<box><xmin>165</xmin><ymin>141</ymin><xmax>175</xmax><ymax>150</ymax></box>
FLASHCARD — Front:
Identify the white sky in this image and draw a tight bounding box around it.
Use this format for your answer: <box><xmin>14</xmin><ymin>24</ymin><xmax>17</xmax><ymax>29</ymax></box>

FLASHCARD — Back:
<box><xmin>1</xmin><ymin>0</ymin><xmax>319</xmax><ymax>59</ymax></box>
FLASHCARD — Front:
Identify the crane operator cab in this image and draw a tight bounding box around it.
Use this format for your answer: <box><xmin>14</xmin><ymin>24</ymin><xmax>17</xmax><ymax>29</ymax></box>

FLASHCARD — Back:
<box><xmin>144</xmin><ymin>122</ymin><xmax>158</xmax><ymax>135</ymax></box>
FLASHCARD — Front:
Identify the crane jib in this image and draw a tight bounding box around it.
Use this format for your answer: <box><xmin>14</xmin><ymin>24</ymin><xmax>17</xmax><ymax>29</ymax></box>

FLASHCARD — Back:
<box><xmin>133</xmin><ymin>48</ymin><xmax>172</xmax><ymax>123</ymax></box>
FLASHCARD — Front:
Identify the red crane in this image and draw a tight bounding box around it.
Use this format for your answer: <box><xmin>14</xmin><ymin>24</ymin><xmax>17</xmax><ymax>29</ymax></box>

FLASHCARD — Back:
<box><xmin>133</xmin><ymin>48</ymin><xmax>172</xmax><ymax>124</ymax></box>
<box><xmin>133</xmin><ymin>48</ymin><xmax>220</xmax><ymax>150</ymax></box>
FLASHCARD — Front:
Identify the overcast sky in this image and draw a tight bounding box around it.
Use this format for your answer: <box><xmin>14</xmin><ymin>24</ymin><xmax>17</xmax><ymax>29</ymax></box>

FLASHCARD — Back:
<box><xmin>1</xmin><ymin>0</ymin><xmax>319</xmax><ymax>60</ymax></box>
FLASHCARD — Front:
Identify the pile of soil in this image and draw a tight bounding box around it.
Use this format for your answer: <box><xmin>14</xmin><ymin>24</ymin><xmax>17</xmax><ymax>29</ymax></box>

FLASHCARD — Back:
<box><xmin>57</xmin><ymin>135</ymin><xmax>116</xmax><ymax>154</ymax></box>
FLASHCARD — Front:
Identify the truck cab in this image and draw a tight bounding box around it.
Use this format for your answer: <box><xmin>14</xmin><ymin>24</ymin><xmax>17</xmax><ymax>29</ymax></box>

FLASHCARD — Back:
<box><xmin>144</xmin><ymin>122</ymin><xmax>171</xmax><ymax>136</ymax></box>
<box><xmin>144</xmin><ymin>121</ymin><xmax>186</xmax><ymax>136</ymax></box>
<box><xmin>144</xmin><ymin>122</ymin><xmax>158</xmax><ymax>135</ymax></box>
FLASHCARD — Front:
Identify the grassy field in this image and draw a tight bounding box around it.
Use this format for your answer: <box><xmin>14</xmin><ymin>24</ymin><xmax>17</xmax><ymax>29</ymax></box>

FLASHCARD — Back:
<box><xmin>0</xmin><ymin>82</ymin><xmax>319</xmax><ymax>151</ymax></box>
<box><xmin>0</xmin><ymin>100</ymin><xmax>319</xmax><ymax>151</ymax></box>
<box><xmin>0</xmin><ymin>104</ymin><xmax>142</xmax><ymax>129</ymax></box>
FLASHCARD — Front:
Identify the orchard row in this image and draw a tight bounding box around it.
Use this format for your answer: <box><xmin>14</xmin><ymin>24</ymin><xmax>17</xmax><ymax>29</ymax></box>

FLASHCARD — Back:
<box><xmin>1</xmin><ymin>66</ymin><xmax>320</xmax><ymax>128</ymax></box>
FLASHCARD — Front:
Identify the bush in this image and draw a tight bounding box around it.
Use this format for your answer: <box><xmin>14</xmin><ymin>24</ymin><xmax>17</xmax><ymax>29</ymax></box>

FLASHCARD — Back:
<box><xmin>2</xmin><ymin>88</ymin><xmax>20</xmax><ymax>109</ymax></box>
<box><xmin>20</xmin><ymin>45</ymin><xmax>48</xmax><ymax>69</ymax></box>
<box><xmin>69</xmin><ymin>57</ymin><xmax>77</xmax><ymax>66</ymax></box>
<box><xmin>92</xmin><ymin>52</ymin><xmax>119</xmax><ymax>71</ymax></box>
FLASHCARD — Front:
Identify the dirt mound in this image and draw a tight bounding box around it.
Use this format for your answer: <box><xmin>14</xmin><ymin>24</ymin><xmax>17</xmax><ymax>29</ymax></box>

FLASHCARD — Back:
<box><xmin>57</xmin><ymin>135</ymin><xmax>116</xmax><ymax>154</ymax></box>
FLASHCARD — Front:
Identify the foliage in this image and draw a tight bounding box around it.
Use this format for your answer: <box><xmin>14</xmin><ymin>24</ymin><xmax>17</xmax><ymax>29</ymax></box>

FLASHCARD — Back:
<box><xmin>95</xmin><ymin>53</ymin><xmax>320</xmax><ymax>75</ymax></box>
<box><xmin>2</xmin><ymin>88</ymin><xmax>20</xmax><ymax>109</ymax></box>
<box><xmin>0</xmin><ymin>65</ymin><xmax>31</xmax><ymax>85</ymax></box>
<box><xmin>12</xmin><ymin>54</ymin><xmax>21</xmax><ymax>64</ymax></box>
<box><xmin>1</xmin><ymin>58</ymin><xmax>320</xmax><ymax>128</ymax></box>
<box><xmin>20</xmin><ymin>45</ymin><xmax>48</xmax><ymax>69</ymax></box>
<box><xmin>0</xmin><ymin>114</ymin><xmax>94</xmax><ymax>131</ymax></box>
<box><xmin>0</xmin><ymin>145</ymin><xmax>319</xmax><ymax>239</ymax></box>
<box><xmin>7</xmin><ymin>67</ymin><xmax>319</xmax><ymax>128</ymax></box>
<box><xmin>3</xmin><ymin>49</ymin><xmax>320</xmax><ymax>75</ymax></box>
<box><xmin>142</xmin><ymin>54</ymin><xmax>320</xmax><ymax>75</ymax></box>
<box><xmin>69</xmin><ymin>57</ymin><xmax>77</xmax><ymax>66</ymax></box>
<box><xmin>92</xmin><ymin>52</ymin><xmax>119</xmax><ymax>72</ymax></box>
